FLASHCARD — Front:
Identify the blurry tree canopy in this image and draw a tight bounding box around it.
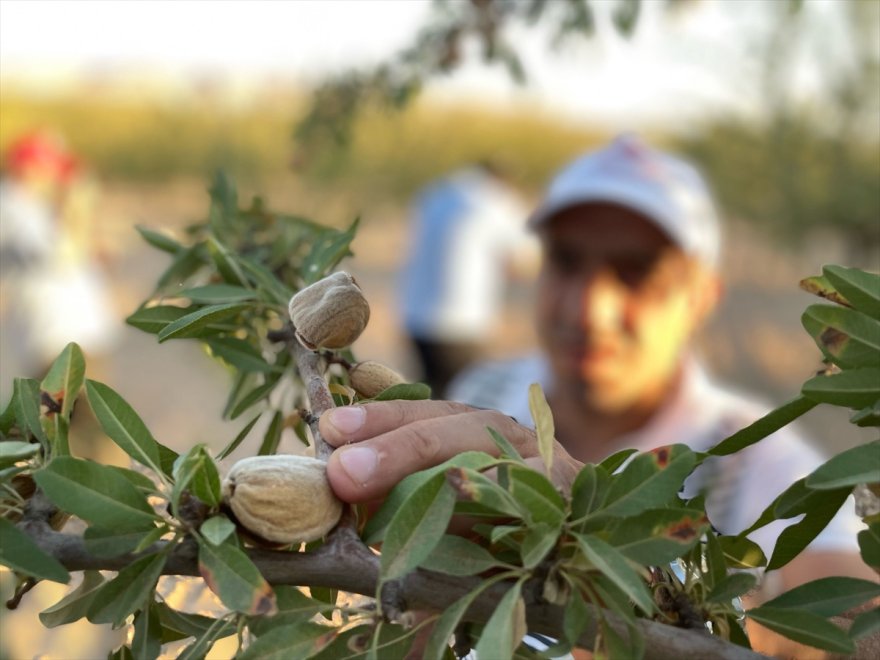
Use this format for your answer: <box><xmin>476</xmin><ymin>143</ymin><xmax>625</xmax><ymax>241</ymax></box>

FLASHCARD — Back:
<box><xmin>294</xmin><ymin>0</ymin><xmax>880</xmax><ymax>257</ymax></box>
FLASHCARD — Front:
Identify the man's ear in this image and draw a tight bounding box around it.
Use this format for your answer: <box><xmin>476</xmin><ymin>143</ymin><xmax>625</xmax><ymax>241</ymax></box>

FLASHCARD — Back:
<box><xmin>690</xmin><ymin>264</ymin><xmax>723</xmax><ymax>325</ymax></box>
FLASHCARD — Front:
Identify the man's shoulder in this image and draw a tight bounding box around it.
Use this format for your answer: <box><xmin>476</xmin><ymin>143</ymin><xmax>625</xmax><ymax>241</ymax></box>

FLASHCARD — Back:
<box><xmin>447</xmin><ymin>354</ymin><xmax>547</xmax><ymax>418</ymax></box>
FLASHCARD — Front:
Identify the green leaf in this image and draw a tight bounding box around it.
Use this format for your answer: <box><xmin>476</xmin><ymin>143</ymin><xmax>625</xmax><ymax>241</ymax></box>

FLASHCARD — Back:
<box><xmin>802</xmin><ymin>368</ymin><xmax>880</xmax><ymax>409</ymax></box>
<box><xmin>301</xmin><ymin>217</ymin><xmax>359</xmax><ymax>284</ymax></box>
<box><xmin>508</xmin><ymin>465</ymin><xmax>565</xmax><ymax>526</ymax></box>
<box><xmin>132</xmin><ymin>602</ymin><xmax>163</xmax><ymax>660</ymax></box>
<box><xmin>126</xmin><ymin>305</ymin><xmax>192</xmax><ymax>334</ymax></box>
<box><xmin>823</xmin><ymin>265</ymin><xmax>880</xmax><ymax>320</ymax></box>
<box><xmin>850</xmin><ymin>402</ymin><xmax>880</xmax><ymax>427</ymax></box>
<box><xmin>719</xmin><ymin>535</ymin><xmax>767</xmax><ymax>569</ymax></box>
<box><xmin>154</xmin><ymin>243</ymin><xmax>208</xmax><ymax>294</ymax></box>
<box><xmin>573</xmin><ymin>533</ymin><xmax>655</xmax><ymax>615</ymax></box>
<box><xmin>0</xmin><ymin>388</ymin><xmax>19</xmax><ymax>435</ymax></box>
<box><xmin>858</xmin><ymin>523</ymin><xmax>879</xmax><ymax>570</ymax></box>
<box><xmin>136</xmin><ymin>224</ymin><xmax>183</xmax><ymax>254</ymax></box>
<box><xmin>423</xmin><ymin>575</ymin><xmax>509</xmax><ymax>660</ymax></box>
<box><xmin>571</xmin><ymin>463</ymin><xmax>611</xmax><ymax>521</ymax></box>
<box><xmin>761</xmin><ymin>577</ymin><xmax>880</xmax><ymax>617</ymax></box>
<box><xmin>175</xmin><ymin>617</ymin><xmax>235</xmax><ymax>660</ymax></box>
<box><xmin>248</xmin><ymin>586</ymin><xmax>332</xmax><ymax>637</ymax></box>
<box><xmin>706</xmin><ymin>573</ymin><xmax>758</xmax><ymax>604</ymax></box>
<box><xmin>39</xmin><ymin>571</ymin><xmax>105</xmax><ymax>627</ymax></box>
<box><xmin>473</xmin><ymin>579</ymin><xmax>527</xmax><ymax>660</ymax></box>
<box><xmin>206</xmin><ymin>337</ymin><xmax>275</xmax><ymax>373</ymax></box>
<box><xmin>179</xmin><ymin>284</ymin><xmax>257</xmax><ymax>304</ymax></box>
<box><xmin>197</xmin><ymin>537</ymin><xmax>277</xmax><ymax>615</ymax></box>
<box><xmin>520</xmin><ymin>522</ymin><xmax>560</xmax><ymax>568</ymax></box>
<box><xmin>372</xmin><ymin>382</ymin><xmax>432</xmax><ymax>401</ymax></box>
<box><xmin>607</xmin><ymin>508</ymin><xmax>710</xmax><ymax>565</ymax></box>
<box><xmin>420</xmin><ymin>534</ymin><xmax>501</xmax><ymax>576</ymax></box>
<box><xmin>746</xmin><ymin>606</ymin><xmax>855</xmax><ymax>654</ymax></box>
<box><xmin>13</xmin><ymin>377</ymin><xmax>47</xmax><ymax>446</ymax></box>
<box><xmin>806</xmin><ymin>440</ymin><xmax>880</xmax><ymax>490</ymax></box>
<box><xmin>217</xmin><ymin>414</ymin><xmax>261</xmax><ymax>460</ymax></box>
<box><xmin>86</xmin><ymin>380</ymin><xmax>165</xmax><ymax>476</ymax></box>
<box><xmin>0</xmin><ymin>441</ymin><xmax>40</xmax><ymax>467</ymax></box>
<box><xmin>257</xmin><ymin>410</ymin><xmax>284</xmax><ymax>456</ymax></box>
<box><xmin>380</xmin><ymin>472</ymin><xmax>457</xmax><ymax>581</ymax></box>
<box><xmin>849</xmin><ymin>607</ymin><xmax>880</xmax><ymax>641</ymax></box>
<box><xmin>236</xmin><ymin>255</ymin><xmax>294</xmax><ymax>306</ymax></box>
<box><xmin>485</xmin><ymin>427</ymin><xmax>525</xmax><ymax>463</ymax></box>
<box><xmin>0</xmin><ymin>518</ymin><xmax>69</xmax><ymax>583</ymax></box>
<box><xmin>200</xmin><ymin>515</ymin><xmax>236</xmax><ymax>546</ymax></box>
<box><xmin>171</xmin><ymin>445</ymin><xmax>222</xmax><ymax>515</ymax></box>
<box><xmin>156</xmin><ymin>601</ymin><xmax>235</xmax><ymax>640</ymax></box>
<box><xmin>83</xmin><ymin>526</ymin><xmax>156</xmax><ymax>558</ymax></box>
<box><xmin>602</xmin><ymin>445</ymin><xmax>696</xmax><ymax>517</ymax></box>
<box><xmin>228</xmin><ymin>374</ymin><xmax>283</xmax><ymax>420</ymax></box>
<box><xmin>40</xmin><ymin>342</ymin><xmax>85</xmax><ymax>419</ymax></box>
<box><xmin>445</xmin><ymin>467</ymin><xmax>522</xmax><ymax>519</ymax></box>
<box><xmin>767</xmin><ymin>487</ymin><xmax>851</xmax><ymax>570</ymax></box>
<box><xmin>87</xmin><ymin>553</ymin><xmax>167</xmax><ymax>625</ymax></box>
<box><xmin>802</xmin><ymin>304</ymin><xmax>880</xmax><ymax>369</ymax></box>
<box><xmin>799</xmin><ymin>274</ymin><xmax>852</xmax><ymax>307</ymax></box>
<box><xmin>362</xmin><ymin>451</ymin><xmax>497</xmax><ymax>545</ymax></box>
<box><xmin>207</xmin><ymin>234</ymin><xmax>250</xmax><ymax>287</ymax></box>
<box><xmin>238</xmin><ymin>622</ymin><xmax>329</xmax><ymax>659</ymax></box>
<box><xmin>599</xmin><ymin>447</ymin><xmax>638</xmax><ymax>473</ymax></box>
<box><xmin>35</xmin><ymin>457</ymin><xmax>159</xmax><ymax>529</ymax></box>
<box><xmin>157</xmin><ymin>303</ymin><xmax>250</xmax><ymax>342</ymax></box>
<box><xmin>710</xmin><ymin>395</ymin><xmax>817</xmax><ymax>456</ymax></box>
<box><xmin>528</xmin><ymin>382</ymin><xmax>555</xmax><ymax>473</ymax></box>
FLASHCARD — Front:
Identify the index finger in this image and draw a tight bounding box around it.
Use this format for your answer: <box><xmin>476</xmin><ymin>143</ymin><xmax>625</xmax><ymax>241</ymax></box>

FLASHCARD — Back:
<box><xmin>321</xmin><ymin>402</ymin><xmax>538</xmax><ymax>503</ymax></box>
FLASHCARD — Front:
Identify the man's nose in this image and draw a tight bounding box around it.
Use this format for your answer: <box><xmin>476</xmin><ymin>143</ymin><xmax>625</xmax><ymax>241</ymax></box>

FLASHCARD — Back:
<box><xmin>573</xmin><ymin>267</ymin><xmax>623</xmax><ymax>331</ymax></box>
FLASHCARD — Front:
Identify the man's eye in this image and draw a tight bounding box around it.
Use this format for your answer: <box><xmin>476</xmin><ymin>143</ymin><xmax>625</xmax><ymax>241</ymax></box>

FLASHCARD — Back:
<box><xmin>612</xmin><ymin>258</ymin><xmax>656</xmax><ymax>287</ymax></box>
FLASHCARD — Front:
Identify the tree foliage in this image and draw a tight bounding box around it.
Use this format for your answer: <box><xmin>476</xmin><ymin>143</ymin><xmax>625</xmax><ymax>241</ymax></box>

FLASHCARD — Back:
<box><xmin>1</xmin><ymin>177</ymin><xmax>877</xmax><ymax>658</ymax></box>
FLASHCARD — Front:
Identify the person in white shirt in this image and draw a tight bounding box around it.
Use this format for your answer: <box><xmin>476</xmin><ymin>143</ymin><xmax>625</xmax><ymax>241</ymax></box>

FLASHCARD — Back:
<box><xmin>320</xmin><ymin>135</ymin><xmax>874</xmax><ymax>657</ymax></box>
<box><xmin>398</xmin><ymin>162</ymin><xmax>537</xmax><ymax>395</ymax></box>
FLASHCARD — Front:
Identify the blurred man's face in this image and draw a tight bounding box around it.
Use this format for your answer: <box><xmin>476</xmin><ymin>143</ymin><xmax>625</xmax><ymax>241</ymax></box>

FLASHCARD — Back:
<box><xmin>535</xmin><ymin>202</ymin><xmax>719</xmax><ymax>414</ymax></box>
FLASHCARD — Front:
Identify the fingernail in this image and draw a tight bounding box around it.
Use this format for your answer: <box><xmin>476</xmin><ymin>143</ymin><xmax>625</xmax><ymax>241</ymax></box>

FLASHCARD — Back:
<box><xmin>338</xmin><ymin>446</ymin><xmax>378</xmax><ymax>486</ymax></box>
<box><xmin>327</xmin><ymin>406</ymin><xmax>366</xmax><ymax>435</ymax></box>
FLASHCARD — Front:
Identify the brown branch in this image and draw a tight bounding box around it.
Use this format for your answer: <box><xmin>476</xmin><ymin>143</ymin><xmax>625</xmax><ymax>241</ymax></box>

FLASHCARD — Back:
<box><xmin>19</xmin><ymin>514</ymin><xmax>765</xmax><ymax>660</ymax></box>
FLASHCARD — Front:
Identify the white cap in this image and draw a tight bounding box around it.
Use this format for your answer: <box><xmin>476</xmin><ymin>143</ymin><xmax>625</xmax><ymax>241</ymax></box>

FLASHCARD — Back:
<box><xmin>529</xmin><ymin>134</ymin><xmax>721</xmax><ymax>266</ymax></box>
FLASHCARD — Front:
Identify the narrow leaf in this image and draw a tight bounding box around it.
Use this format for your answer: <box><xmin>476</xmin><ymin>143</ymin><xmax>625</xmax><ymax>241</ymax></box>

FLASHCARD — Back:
<box><xmin>573</xmin><ymin>533</ymin><xmax>655</xmax><ymax>615</ymax></box>
<box><xmin>802</xmin><ymin>303</ymin><xmax>880</xmax><ymax>369</ymax></box>
<box><xmin>760</xmin><ymin>577</ymin><xmax>880</xmax><ymax>617</ymax></box>
<box><xmin>802</xmin><ymin>368</ymin><xmax>880</xmax><ymax>409</ymax></box>
<box><xmin>238</xmin><ymin>622</ymin><xmax>329</xmax><ymax>660</ymax></box>
<box><xmin>473</xmin><ymin>579</ymin><xmax>527</xmax><ymax>660</ymax></box>
<box><xmin>0</xmin><ymin>518</ymin><xmax>69</xmax><ymax>583</ymax></box>
<box><xmin>87</xmin><ymin>553</ymin><xmax>167</xmax><ymax>626</ymax></box>
<box><xmin>40</xmin><ymin>342</ymin><xmax>85</xmax><ymax>418</ymax></box>
<box><xmin>528</xmin><ymin>382</ymin><xmax>555</xmax><ymax>473</ymax></box>
<box><xmin>86</xmin><ymin>380</ymin><xmax>164</xmax><ymax>475</ymax></box>
<box><xmin>602</xmin><ymin>445</ymin><xmax>696</xmax><ymax>517</ymax></box>
<box><xmin>157</xmin><ymin>303</ymin><xmax>250</xmax><ymax>342</ymax></box>
<box><xmin>39</xmin><ymin>571</ymin><xmax>105</xmax><ymax>627</ymax></box>
<box><xmin>179</xmin><ymin>284</ymin><xmax>257</xmax><ymax>304</ymax></box>
<box><xmin>858</xmin><ymin>523</ymin><xmax>880</xmax><ymax>570</ymax></box>
<box><xmin>420</xmin><ymin>535</ymin><xmax>501</xmax><ymax>576</ymax></box>
<box><xmin>372</xmin><ymin>382</ymin><xmax>432</xmax><ymax>401</ymax></box>
<box><xmin>197</xmin><ymin>538</ymin><xmax>277</xmax><ymax>615</ymax></box>
<box><xmin>710</xmin><ymin>396</ymin><xmax>817</xmax><ymax>456</ymax></box>
<box><xmin>136</xmin><ymin>224</ymin><xmax>183</xmax><ymax>254</ymax></box>
<box><xmin>35</xmin><ymin>457</ymin><xmax>158</xmax><ymax>529</ymax></box>
<box><xmin>767</xmin><ymin>487</ymin><xmax>850</xmax><ymax>570</ymax></box>
<box><xmin>746</xmin><ymin>606</ymin><xmax>855</xmax><ymax>654</ymax></box>
<box><xmin>823</xmin><ymin>265</ymin><xmax>880</xmax><ymax>320</ymax></box>
<box><xmin>217</xmin><ymin>414</ymin><xmax>261</xmax><ymax>460</ymax></box>
<box><xmin>806</xmin><ymin>440</ymin><xmax>880</xmax><ymax>490</ymax></box>
<box><xmin>380</xmin><ymin>472</ymin><xmax>456</xmax><ymax>581</ymax></box>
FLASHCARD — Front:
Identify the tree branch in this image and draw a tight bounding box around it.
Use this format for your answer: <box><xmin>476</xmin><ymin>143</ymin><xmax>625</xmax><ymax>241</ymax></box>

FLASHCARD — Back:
<box><xmin>20</xmin><ymin>515</ymin><xmax>765</xmax><ymax>660</ymax></box>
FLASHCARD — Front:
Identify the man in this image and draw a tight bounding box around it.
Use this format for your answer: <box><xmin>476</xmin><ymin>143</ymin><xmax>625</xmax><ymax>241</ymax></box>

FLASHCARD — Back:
<box><xmin>397</xmin><ymin>161</ymin><xmax>537</xmax><ymax>395</ymax></box>
<box><xmin>322</xmin><ymin>136</ymin><xmax>873</xmax><ymax>656</ymax></box>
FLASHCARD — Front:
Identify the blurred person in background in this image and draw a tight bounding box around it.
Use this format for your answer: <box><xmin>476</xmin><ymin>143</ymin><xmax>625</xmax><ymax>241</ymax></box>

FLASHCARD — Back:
<box><xmin>397</xmin><ymin>159</ymin><xmax>538</xmax><ymax>396</ymax></box>
<box><xmin>0</xmin><ymin>130</ymin><xmax>118</xmax><ymax>401</ymax></box>
<box><xmin>322</xmin><ymin>135</ymin><xmax>875</xmax><ymax>658</ymax></box>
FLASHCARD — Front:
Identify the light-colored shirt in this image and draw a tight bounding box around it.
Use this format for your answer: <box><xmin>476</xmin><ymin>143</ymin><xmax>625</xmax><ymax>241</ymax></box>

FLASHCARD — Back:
<box><xmin>448</xmin><ymin>354</ymin><xmax>863</xmax><ymax>559</ymax></box>
<box><xmin>398</xmin><ymin>168</ymin><xmax>535</xmax><ymax>341</ymax></box>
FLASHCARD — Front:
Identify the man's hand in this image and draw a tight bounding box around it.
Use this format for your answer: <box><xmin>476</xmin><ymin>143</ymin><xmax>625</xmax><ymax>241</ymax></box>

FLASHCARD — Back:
<box><xmin>320</xmin><ymin>400</ymin><xmax>582</xmax><ymax>504</ymax></box>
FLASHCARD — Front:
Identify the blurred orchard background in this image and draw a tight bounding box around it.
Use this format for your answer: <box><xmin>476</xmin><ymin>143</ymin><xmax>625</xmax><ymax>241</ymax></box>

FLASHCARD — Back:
<box><xmin>0</xmin><ymin>1</ymin><xmax>878</xmax><ymax>657</ymax></box>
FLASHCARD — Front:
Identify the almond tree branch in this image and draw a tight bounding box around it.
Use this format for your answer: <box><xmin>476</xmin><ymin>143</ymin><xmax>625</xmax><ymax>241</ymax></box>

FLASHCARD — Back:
<box><xmin>19</xmin><ymin>507</ymin><xmax>765</xmax><ymax>660</ymax></box>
